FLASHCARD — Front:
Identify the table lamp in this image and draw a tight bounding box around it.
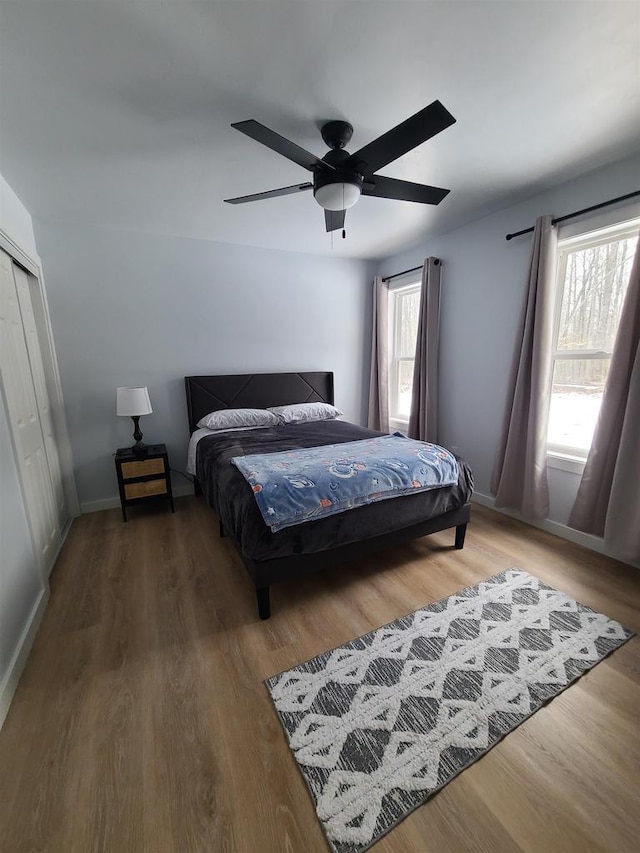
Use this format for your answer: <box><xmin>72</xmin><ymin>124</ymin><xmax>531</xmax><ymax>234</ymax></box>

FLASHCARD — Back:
<box><xmin>116</xmin><ymin>386</ymin><xmax>153</xmax><ymax>455</ymax></box>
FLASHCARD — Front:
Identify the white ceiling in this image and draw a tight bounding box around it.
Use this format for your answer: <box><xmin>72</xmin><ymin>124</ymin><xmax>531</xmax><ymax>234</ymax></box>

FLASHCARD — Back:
<box><xmin>1</xmin><ymin>1</ymin><xmax>639</xmax><ymax>260</ymax></box>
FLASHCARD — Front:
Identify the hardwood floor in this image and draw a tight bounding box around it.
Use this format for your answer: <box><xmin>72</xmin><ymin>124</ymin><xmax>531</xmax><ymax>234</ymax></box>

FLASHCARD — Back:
<box><xmin>1</xmin><ymin>498</ymin><xmax>639</xmax><ymax>852</ymax></box>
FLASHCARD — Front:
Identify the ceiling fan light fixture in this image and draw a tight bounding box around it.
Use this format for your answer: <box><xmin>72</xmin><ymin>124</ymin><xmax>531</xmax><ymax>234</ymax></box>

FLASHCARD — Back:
<box><xmin>314</xmin><ymin>181</ymin><xmax>361</xmax><ymax>211</ymax></box>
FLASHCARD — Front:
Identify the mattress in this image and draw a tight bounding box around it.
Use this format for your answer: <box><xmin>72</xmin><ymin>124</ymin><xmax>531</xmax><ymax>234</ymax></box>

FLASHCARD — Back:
<box><xmin>195</xmin><ymin>419</ymin><xmax>473</xmax><ymax>562</ymax></box>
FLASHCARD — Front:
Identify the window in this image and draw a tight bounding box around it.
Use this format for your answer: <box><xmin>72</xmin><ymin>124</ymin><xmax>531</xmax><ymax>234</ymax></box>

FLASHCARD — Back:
<box><xmin>547</xmin><ymin>217</ymin><xmax>639</xmax><ymax>459</ymax></box>
<box><xmin>389</xmin><ymin>279</ymin><xmax>421</xmax><ymax>423</ymax></box>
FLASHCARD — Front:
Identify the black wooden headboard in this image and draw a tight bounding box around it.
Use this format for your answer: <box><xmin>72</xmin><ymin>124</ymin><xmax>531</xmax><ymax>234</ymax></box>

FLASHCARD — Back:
<box><xmin>184</xmin><ymin>371</ymin><xmax>334</xmax><ymax>433</ymax></box>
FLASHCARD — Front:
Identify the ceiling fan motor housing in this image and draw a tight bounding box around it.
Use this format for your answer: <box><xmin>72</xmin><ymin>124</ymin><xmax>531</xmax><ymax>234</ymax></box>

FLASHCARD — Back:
<box><xmin>314</xmin><ymin>145</ymin><xmax>364</xmax><ymax>210</ymax></box>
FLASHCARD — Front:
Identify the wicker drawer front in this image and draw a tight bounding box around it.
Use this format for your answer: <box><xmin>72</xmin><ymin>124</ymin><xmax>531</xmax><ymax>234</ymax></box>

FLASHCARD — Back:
<box><xmin>121</xmin><ymin>457</ymin><xmax>165</xmax><ymax>479</ymax></box>
<box><xmin>124</xmin><ymin>479</ymin><xmax>167</xmax><ymax>500</ymax></box>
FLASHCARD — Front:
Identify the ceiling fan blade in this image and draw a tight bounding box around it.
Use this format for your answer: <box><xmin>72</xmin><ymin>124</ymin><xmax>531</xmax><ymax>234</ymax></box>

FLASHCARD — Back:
<box><xmin>325</xmin><ymin>209</ymin><xmax>346</xmax><ymax>232</ymax></box>
<box><xmin>347</xmin><ymin>100</ymin><xmax>456</xmax><ymax>176</ymax></box>
<box><xmin>224</xmin><ymin>182</ymin><xmax>313</xmax><ymax>204</ymax></box>
<box><xmin>363</xmin><ymin>176</ymin><xmax>450</xmax><ymax>205</ymax></box>
<box><xmin>231</xmin><ymin>120</ymin><xmax>334</xmax><ymax>172</ymax></box>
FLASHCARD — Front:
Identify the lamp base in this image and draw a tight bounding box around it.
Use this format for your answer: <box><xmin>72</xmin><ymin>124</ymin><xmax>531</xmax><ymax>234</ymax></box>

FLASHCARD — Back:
<box><xmin>130</xmin><ymin>415</ymin><xmax>147</xmax><ymax>455</ymax></box>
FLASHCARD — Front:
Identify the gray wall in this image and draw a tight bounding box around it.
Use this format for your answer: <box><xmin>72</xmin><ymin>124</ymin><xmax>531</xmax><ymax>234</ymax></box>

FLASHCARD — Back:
<box><xmin>33</xmin><ymin>223</ymin><xmax>374</xmax><ymax>508</ymax></box>
<box><xmin>377</xmin><ymin>151</ymin><xmax>640</xmax><ymax>533</ymax></box>
<box><xmin>0</xmin><ymin>174</ymin><xmax>44</xmax><ymax>725</ymax></box>
<box><xmin>0</xmin><ymin>175</ymin><xmax>37</xmax><ymax>255</ymax></box>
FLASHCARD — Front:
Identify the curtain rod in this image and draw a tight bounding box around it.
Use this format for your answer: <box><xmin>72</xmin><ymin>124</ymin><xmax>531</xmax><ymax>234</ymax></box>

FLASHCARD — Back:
<box><xmin>505</xmin><ymin>190</ymin><xmax>640</xmax><ymax>241</ymax></box>
<box><xmin>382</xmin><ymin>258</ymin><xmax>439</xmax><ymax>282</ymax></box>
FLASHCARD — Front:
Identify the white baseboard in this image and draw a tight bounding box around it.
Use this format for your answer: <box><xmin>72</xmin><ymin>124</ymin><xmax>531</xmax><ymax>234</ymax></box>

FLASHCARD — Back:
<box><xmin>472</xmin><ymin>491</ymin><xmax>640</xmax><ymax>568</ymax></box>
<box><xmin>80</xmin><ymin>482</ymin><xmax>194</xmax><ymax>514</ymax></box>
<box><xmin>0</xmin><ymin>585</ymin><xmax>50</xmax><ymax>730</ymax></box>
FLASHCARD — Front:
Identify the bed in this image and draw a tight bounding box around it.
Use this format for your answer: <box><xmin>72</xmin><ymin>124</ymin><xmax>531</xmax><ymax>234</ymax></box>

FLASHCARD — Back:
<box><xmin>185</xmin><ymin>371</ymin><xmax>473</xmax><ymax>619</ymax></box>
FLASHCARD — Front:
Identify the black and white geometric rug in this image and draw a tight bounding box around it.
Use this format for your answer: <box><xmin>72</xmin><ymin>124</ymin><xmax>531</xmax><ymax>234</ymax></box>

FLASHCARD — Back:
<box><xmin>265</xmin><ymin>568</ymin><xmax>634</xmax><ymax>853</ymax></box>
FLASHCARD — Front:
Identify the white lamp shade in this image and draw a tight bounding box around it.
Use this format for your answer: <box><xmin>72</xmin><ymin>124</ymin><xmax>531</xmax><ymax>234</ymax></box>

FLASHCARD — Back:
<box><xmin>314</xmin><ymin>181</ymin><xmax>361</xmax><ymax>211</ymax></box>
<box><xmin>116</xmin><ymin>386</ymin><xmax>152</xmax><ymax>416</ymax></box>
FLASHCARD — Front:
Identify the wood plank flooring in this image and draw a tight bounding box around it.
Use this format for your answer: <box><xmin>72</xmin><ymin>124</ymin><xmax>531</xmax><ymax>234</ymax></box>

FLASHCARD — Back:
<box><xmin>0</xmin><ymin>498</ymin><xmax>639</xmax><ymax>852</ymax></box>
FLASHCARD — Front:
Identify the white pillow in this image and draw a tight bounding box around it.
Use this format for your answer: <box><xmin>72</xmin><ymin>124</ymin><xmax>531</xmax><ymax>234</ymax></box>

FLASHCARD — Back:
<box><xmin>268</xmin><ymin>401</ymin><xmax>343</xmax><ymax>424</ymax></box>
<box><xmin>197</xmin><ymin>408</ymin><xmax>279</xmax><ymax>430</ymax></box>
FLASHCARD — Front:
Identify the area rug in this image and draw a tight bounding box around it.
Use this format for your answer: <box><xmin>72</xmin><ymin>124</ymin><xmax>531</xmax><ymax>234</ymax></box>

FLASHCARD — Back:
<box><xmin>265</xmin><ymin>568</ymin><xmax>634</xmax><ymax>853</ymax></box>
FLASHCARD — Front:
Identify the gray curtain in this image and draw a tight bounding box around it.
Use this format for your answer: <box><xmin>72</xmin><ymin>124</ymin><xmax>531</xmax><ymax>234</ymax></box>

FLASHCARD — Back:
<box><xmin>568</xmin><ymin>236</ymin><xmax>640</xmax><ymax>562</ymax></box>
<box><xmin>367</xmin><ymin>276</ymin><xmax>390</xmax><ymax>433</ymax></box>
<box><xmin>491</xmin><ymin>215</ymin><xmax>557</xmax><ymax>518</ymax></box>
<box><xmin>408</xmin><ymin>257</ymin><xmax>441</xmax><ymax>442</ymax></box>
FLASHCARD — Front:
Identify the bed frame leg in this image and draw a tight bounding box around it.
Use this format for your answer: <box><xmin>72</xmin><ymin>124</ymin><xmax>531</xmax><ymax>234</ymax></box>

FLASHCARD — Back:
<box><xmin>219</xmin><ymin>520</ymin><xmax>225</xmax><ymax>538</ymax></box>
<box><xmin>455</xmin><ymin>523</ymin><xmax>467</xmax><ymax>550</ymax></box>
<box><xmin>194</xmin><ymin>477</ymin><xmax>202</xmax><ymax>497</ymax></box>
<box><xmin>256</xmin><ymin>587</ymin><xmax>271</xmax><ymax>620</ymax></box>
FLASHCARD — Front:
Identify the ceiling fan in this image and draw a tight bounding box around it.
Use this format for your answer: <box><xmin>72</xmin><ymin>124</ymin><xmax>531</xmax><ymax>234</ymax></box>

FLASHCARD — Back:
<box><xmin>224</xmin><ymin>100</ymin><xmax>456</xmax><ymax>234</ymax></box>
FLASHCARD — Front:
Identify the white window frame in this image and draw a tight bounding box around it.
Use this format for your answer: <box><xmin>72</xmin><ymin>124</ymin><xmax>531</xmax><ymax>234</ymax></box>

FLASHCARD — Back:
<box><xmin>547</xmin><ymin>214</ymin><xmax>640</xmax><ymax>467</ymax></box>
<box><xmin>388</xmin><ymin>277</ymin><xmax>421</xmax><ymax>428</ymax></box>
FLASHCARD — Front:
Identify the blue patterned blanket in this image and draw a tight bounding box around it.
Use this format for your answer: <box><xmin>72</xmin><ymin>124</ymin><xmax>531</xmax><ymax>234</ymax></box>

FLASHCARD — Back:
<box><xmin>231</xmin><ymin>434</ymin><xmax>459</xmax><ymax>532</ymax></box>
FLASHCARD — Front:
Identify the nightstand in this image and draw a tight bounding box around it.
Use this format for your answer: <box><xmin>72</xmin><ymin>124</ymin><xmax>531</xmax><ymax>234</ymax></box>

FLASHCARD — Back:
<box><xmin>115</xmin><ymin>443</ymin><xmax>175</xmax><ymax>522</ymax></box>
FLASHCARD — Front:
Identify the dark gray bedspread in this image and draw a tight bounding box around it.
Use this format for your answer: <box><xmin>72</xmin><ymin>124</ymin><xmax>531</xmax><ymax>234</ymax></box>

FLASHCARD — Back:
<box><xmin>196</xmin><ymin>420</ymin><xmax>473</xmax><ymax>561</ymax></box>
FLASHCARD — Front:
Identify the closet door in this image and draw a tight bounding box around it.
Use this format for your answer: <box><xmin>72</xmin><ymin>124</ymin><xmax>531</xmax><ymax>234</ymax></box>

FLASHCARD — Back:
<box><xmin>0</xmin><ymin>249</ymin><xmax>61</xmax><ymax>573</ymax></box>
<box><xmin>13</xmin><ymin>264</ymin><xmax>68</xmax><ymax>533</ymax></box>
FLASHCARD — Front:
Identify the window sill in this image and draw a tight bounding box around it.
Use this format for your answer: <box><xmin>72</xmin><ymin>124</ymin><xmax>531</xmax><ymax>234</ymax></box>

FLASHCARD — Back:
<box><xmin>547</xmin><ymin>451</ymin><xmax>586</xmax><ymax>474</ymax></box>
<box><xmin>389</xmin><ymin>418</ymin><xmax>409</xmax><ymax>433</ymax></box>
